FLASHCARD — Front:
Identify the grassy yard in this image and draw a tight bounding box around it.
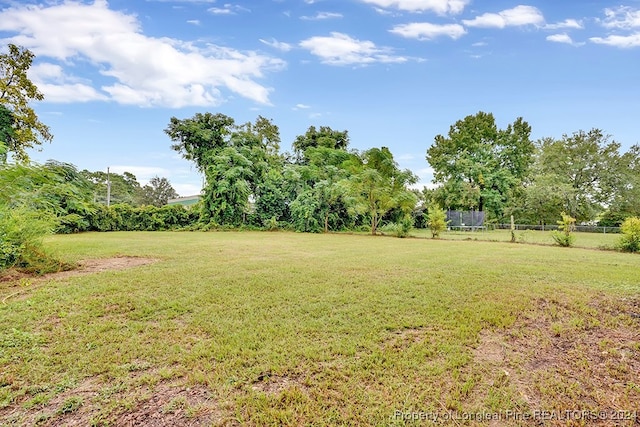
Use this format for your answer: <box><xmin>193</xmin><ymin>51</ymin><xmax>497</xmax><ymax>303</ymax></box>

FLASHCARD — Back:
<box><xmin>0</xmin><ymin>231</ymin><xmax>639</xmax><ymax>426</ymax></box>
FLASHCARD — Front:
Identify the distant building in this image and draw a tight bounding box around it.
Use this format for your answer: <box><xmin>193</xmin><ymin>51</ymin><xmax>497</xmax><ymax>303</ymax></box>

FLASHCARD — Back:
<box><xmin>167</xmin><ymin>195</ymin><xmax>201</xmax><ymax>207</ymax></box>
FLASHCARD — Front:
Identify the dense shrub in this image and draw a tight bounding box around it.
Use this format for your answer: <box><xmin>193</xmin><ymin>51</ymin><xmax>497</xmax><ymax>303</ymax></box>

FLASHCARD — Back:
<box><xmin>83</xmin><ymin>203</ymin><xmax>198</xmax><ymax>232</ymax></box>
<box><xmin>427</xmin><ymin>204</ymin><xmax>447</xmax><ymax>238</ymax></box>
<box><xmin>381</xmin><ymin>216</ymin><xmax>413</xmax><ymax>238</ymax></box>
<box><xmin>56</xmin><ymin>213</ymin><xmax>91</xmax><ymax>234</ymax></box>
<box><xmin>0</xmin><ymin>206</ymin><xmax>67</xmax><ymax>274</ymax></box>
<box><xmin>617</xmin><ymin>216</ymin><xmax>640</xmax><ymax>252</ymax></box>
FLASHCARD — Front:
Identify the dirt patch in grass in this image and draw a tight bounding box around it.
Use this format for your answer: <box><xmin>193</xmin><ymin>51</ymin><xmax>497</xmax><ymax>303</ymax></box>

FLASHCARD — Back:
<box><xmin>114</xmin><ymin>382</ymin><xmax>221</xmax><ymax>427</ymax></box>
<box><xmin>250</xmin><ymin>373</ymin><xmax>309</xmax><ymax>395</ymax></box>
<box><xmin>472</xmin><ymin>294</ymin><xmax>640</xmax><ymax>425</ymax></box>
<box><xmin>1</xmin><ymin>256</ymin><xmax>158</xmax><ymax>284</ymax></box>
<box><xmin>0</xmin><ymin>378</ymin><xmax>221</xmax><ymax>427</ymax></box>
<box><xmin>48</xmin><ymin>256</ymin><xmax>158</xmax><ymax>279</ymax></box>
<box><xmin>0</xmin><ymin>378</ymin><xmax>100</xmax><ymax>426</ymax></box>
<box><xmin>473</xmin><ymin>330</ymin><xmax>506</xmax><ymax>365</ymax></box>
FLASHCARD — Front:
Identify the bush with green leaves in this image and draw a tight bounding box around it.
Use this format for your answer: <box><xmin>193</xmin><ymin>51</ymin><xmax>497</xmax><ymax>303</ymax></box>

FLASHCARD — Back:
<box><xmin>85</xmin><ymin>203</ymin><xmax>198</xmax><ymax>232</ymax></box>
<box><xmin>551</xmin><ymin>211</ymin><xmax>576</xmax><ymax>247</ymax></box>
<box><xmin>617</xmin><ymin>216</ymin><xmax>640</xmax><ymax>252</ymax></box>
<box><xmin>397</xmin><ymin>215</ymin><xmax>413</xmax><ymax>238</ymax></box>
<box><xmin>380</xmin><ymin>216</ymin><xmax>413</xmax><ymax>238</ymax></box>
<box><xmin>427</xmin><ymin>204</ymin><xmax>448</xmax><ymax>238</ymax></box>
<box><xmin>0</xmin><ymin>162</ymin><xmax>86</xmax><ymax>272</ymax></box>
<box><xmin>0</xmin><ymin>206</ymin><xmax>66</xmax><ymax>273</ymax></box>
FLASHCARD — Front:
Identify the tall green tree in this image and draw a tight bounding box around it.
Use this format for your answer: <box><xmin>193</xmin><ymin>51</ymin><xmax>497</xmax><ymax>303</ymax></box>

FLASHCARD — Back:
<box><xmin>602</xmin><ymin>144</ymin><xmax>640</xmax><ymax>225</ymax></box>
<box><xmin>201</xmin><ymin>146</ymin><xmax>253</xmax><ymax>225</ymax></box>
<box><xmin>426</xmin><ymin>112</ymin><xmax>533</xmax><ymax>220</ymax></box>
<box><xmin>292</xmin><ymin>125</ymin><xmax>349</xmax><ymax>164</ymax></box>
<box><xmin>166</xmin><ymin>113</ymin><xmax>283</xmax><ymax>226</ymax></box>
<box><xmin>254</xmin><ymin>168</ymin><xmax>289</xmax><ymax>226</ymax></box>
<box><xmin>303</xmin><ymin>147</ymin><xmax>356</xmax><ymax>232</ymax></box>
<box><xmin>245</xmin><ymin>115</ymin><xmax>282</xmax><ymax>157</ymax></box>
<box><xmin>165</xmin><ymin>112</ymin><xmax>235</xmax><ymax>172</ymax></box>
<box><xmin>534</xmin><ymin>129</ymin><xmax>625</xmax><ymax>222</ymax></box>
<box><xmin>516</xmin><ymin>174</ymin><xmax>577</xmax><ymax>227</ymax></box>
<box><xmin>0</xmin><ymin>44</ymin><xmax>52</xmax><ymax>162</ymax></box>
<box><xmin>344</xmin><ymin>147</ymin><xmax>417</xmax><ymax>235</ymax></box>
<box><xmin>140</xmin><ymin>176</ymin><xmax>179</xmax><ymax>207</ymax></box>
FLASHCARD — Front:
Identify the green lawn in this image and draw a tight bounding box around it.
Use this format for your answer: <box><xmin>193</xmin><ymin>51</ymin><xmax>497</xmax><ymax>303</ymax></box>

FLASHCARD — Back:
<box><xmin>1</xmin><ymin>231</ymin><xmax>639</xmax><ymax>426</ymax></box>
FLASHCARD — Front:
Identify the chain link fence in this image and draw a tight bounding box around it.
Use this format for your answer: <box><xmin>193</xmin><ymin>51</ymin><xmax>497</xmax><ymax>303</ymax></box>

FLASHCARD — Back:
<box><xmin>493</xmin><ymin>224</ymin><xmax>621</xmax><ymax>233</ymax></box>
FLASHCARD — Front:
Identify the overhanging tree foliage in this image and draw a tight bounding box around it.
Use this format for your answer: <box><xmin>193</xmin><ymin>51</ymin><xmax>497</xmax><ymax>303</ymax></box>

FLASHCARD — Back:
<box><xmin>0</xmin><ymin>44</ymin><xmax>52</xmax><ymax>162</ymax></box>
<box><xmin>0</xmin><ymin>104</ymin><xmax>16</xmax><ymax>163</ymax></box>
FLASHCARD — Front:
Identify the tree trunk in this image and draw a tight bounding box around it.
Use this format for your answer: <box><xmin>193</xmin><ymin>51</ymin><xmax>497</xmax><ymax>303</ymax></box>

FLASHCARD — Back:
<box><xmin>371</xmin><ymin>212</ymin><xmax>377</xmax><ymax>235</ymax></box>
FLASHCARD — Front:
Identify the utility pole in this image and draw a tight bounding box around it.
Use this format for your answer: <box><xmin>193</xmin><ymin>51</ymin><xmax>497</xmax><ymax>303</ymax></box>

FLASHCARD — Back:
<box><xmin>107</xmin><ymin>167</ymin><xmax>111</xmax><ymax>207</ymax></box>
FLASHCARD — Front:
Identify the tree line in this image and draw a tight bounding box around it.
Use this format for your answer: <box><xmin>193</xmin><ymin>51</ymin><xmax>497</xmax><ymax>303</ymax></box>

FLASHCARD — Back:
<box><xmin>425</xmin><ymin>112</ymin><xmax>639</xmax><ymax>227</ymax></box>
<box><xmin>164</xmin><ymin>111</ymin><xmax>639</xmax><ymax>231</ymax></box>
<box><xmin>165</xmin><ymin>113</ymin><xmax>417</xmax><ymax>234</ymax></box>
<box><xmin>2</xmin><ymin>42</ymin><xmax>640</xmax><ymax>273</ymax></box>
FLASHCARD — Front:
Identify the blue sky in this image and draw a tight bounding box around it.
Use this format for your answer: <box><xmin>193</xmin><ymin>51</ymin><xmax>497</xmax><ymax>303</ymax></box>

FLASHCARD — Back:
<box><xmin>1</xmin><ymin>0</ymin><xmax>639</xmax><ymax>195</ymax></box>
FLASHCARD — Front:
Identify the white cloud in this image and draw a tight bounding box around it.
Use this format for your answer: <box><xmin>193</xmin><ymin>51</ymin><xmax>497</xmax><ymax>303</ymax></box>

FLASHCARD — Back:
<box><xmin>259</xmin><ymin>38</ymin><xmax>293</xmax><ymax>52</ymax></box>
<box><xmin>294</xmin><ymin>103</ymin><xmax>311</xmax><ymax>109</ymax></box>
<box><xmin>28</xmin><ymin>62</ymin><xmax>108</xmax><ymax>103</ymax></box>
<box><xmin>463</xmin><ymin>5</ymin><xmax>544</xmax><ymax>29</ymax></box>
<box><xmin>0</xmin><ymin>1</ymin><xmax>282</xmax><ymax>107</ymax></box>
<box><xmin>186</xmin><ymin>19</ymin><xmax>201</xmax><ymax>25</ymax></box>
<box><xmin>208</xmin><ymin>8</ymin><xmax>233</xmax><ymax>15</ymax></box>
<box><xmin>390</xmin><ymin>22</ymin><xmax>466</xmax><ymax>40</ymax></box>
<box><xmin>590</xmin><ymin>33</ymin><xmax>640</xmax><ymax>48</ymax></box>
<box><xmin>299</xmin><ymin>32</ymin><xmax>407</xmax><ymax>65</ymax></box>
<box><xmin>546</xmin><ymin>33</ymin><xmax>572</xmax><ymax>44</ymax></box>
<box><xmin>208</xmin><ymin>4</ymin><xmax>251</xmax><ymax>15</ymax></box>
<box><xmin>360</xmin><ymin>0</ymin><xmax>469</xmax><ymax>14</ymax></box>
<box><xmin>373</xmin><ymin>7</ymin><xmax>394</xmax><ymax>15</ymax></box>
<box><xmin>546</xmin><ymin>33</ymin><xmax>583</xmax><ymax>46</ymax></box>
<box><xmin>589</xmin><ymin>6</ymin><xmax>640</xmax><ymax>48</ymax></box>
<box><xmin>599</xmin><ymin>6</ymin><xmax>640</xmax><ymax>29</ymax></box>
<box><xmin>301</xmin><ymin>12</ymin><xmax>343</xmax><ymax>20</ymax></box>
<box><xmin>545</xmin><ymin>19</ymin><xmax>583</xmax><ymax>30</ymax></box>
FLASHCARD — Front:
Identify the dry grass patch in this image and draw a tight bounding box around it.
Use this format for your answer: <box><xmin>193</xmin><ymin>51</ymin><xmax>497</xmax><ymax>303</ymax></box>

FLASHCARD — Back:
<box><xmin>250</xmin><ymin>372</ymin><xmax>309</xmax><ymax>396</ymax></box>
<box><xmin>471</xmin><ymin>294</ymin><xmax>640</xmax><ymax>426</ymax></box>
<box><xmin>0</xmin><ymin>376</ymin><xmax>221</xmax><ymax>427</ymax></box>
<box><xmin>114</xmin><ymin>382</ymin><xmax>220</xmax><ymax>427</ymax></box>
